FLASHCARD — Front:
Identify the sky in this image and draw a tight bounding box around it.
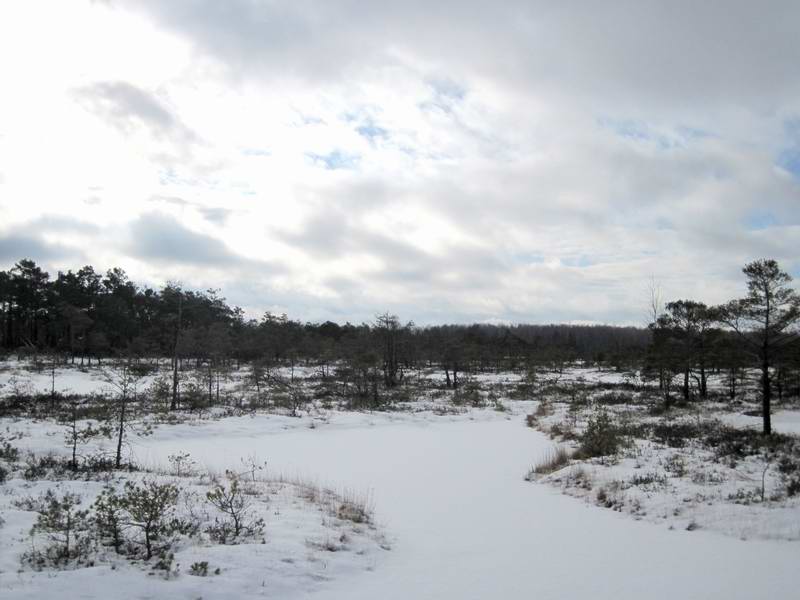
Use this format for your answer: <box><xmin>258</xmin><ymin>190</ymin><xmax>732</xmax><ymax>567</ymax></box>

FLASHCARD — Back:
<box><xmin>1</xmin><ymin>1</ymin><xmax>798</xmax><ymax>325</ymax></box>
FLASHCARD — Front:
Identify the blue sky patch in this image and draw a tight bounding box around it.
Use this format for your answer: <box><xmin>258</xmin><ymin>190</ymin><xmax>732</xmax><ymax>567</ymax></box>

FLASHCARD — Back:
<box><xmin>306</xmin><ymin>150</ymin><xmax>360</xmax><ymax>170</ymax></box>
<box><xmin>745</xmin><ymin>210</ymin><xmax>779</xmax><ymax>230</ymax></box>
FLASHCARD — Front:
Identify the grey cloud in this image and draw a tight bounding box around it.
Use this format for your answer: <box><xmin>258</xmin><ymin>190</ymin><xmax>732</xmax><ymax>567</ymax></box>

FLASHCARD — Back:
<box><xmin>198</xmin><ymin>207</ymin><xmax>234</xmax><ymax>225</ymax></box>
<box><xmin>125</xmin><ymin>211</ymin><xmax>272</xmax><ymax>270</ymax></box>
<box><xmin>74</xmin><ymin>81</ymin><xmax>196</xmax><ymax>143</ymax></box>
<box><xmin>125</xmin><ymin>1</ymin><xmax>800</xmax><ymax>112</ymax></box>
<box><xmin>147</xmin><ymin>195</ymin><xmax>234</xmax><ymax>225</ymax></box>
<box><xmin>0</xmin><ymin>232</ymin><xmax>86</xmax><ymax>265</ymax></box>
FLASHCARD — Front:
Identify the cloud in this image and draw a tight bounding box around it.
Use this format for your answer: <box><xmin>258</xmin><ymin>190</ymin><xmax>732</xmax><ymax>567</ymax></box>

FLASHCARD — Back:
<box><xmin>0</xmin><ymin>232</ymin><xmax>79</xmax><ymax>263</ymax></box>
<box><xmin>125</xmin><ymin>1</ymin><xmax>800</xmax><ymax>111</ymax></box>
<box><xmin>124</xmin><ymin>211</ymin><xmax>267</xmax><ymax>269</ymax></box>
<box><xmin>74</xmin><ymin>81</ymin><xmax>196</xmax><ymax>143</ymax></box>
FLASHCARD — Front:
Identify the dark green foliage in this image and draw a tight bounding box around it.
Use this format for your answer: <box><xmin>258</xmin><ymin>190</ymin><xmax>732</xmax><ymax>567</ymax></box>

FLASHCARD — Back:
<box><xmin>23</xmin><ymin>453</ymin><xmax>71</xmax><ymax>480</ymax></box>
<box><xmin>118</xmin><ymin>479</ymin><xmax>180</xmax><ymax>560</ymax></box>
<box><xmin>578</xmin><ymin>410</ymin><xmax>622</xmax><ymax>458</ymax></box>
<box><xmin>92</xmin><ymin>485</ymin><xmax>127</xmax><ymax>554</ymax></box>
<box><xmin>190</xmin><ymin>560</ymin><xmax>210</xmax><ymax>576</ymax></box>
<box><xmin>26</xmin><ymin>491</ymin><xmax>92</xmax><ymax>567</ymax></box>
<box><xmin>651</xmin><ymin>420</ymin><xmax>719</xmax><ymax>448</ymax></box>
<box><xmin>702</xmin><ymin>426</ymin><xmax>793</xmax><ymax>462</ymax></box>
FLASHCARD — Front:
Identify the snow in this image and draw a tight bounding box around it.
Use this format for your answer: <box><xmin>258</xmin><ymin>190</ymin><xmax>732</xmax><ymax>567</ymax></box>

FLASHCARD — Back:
<box><xmin>721</xmin><ymin>410</ymin><xmax>800</xmax><ymax>436</ymax></box>
<box><xmin>1</xmin><ymin>361</ymin><xmax>799</xmax><ymax>598</ymax></box>
<box><xmin>134</xmin><ymin>413</ymin><xmax>797</xmax><ymax>599</ymax></box>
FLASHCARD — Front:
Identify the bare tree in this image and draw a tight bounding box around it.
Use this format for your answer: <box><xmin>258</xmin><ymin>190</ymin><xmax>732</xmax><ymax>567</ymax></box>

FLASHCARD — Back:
<box><xmin>102</xmin><ymin>359</ymin><xmax>147</xmax><ymax>468</ymax></box>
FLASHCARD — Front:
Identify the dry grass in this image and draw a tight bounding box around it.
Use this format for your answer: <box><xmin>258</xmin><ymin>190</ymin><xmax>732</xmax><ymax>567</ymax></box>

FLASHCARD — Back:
<box><xmin>525</xmin><ymin>445</ymin><xmax>572</xmax><ymax>480</ymax></box>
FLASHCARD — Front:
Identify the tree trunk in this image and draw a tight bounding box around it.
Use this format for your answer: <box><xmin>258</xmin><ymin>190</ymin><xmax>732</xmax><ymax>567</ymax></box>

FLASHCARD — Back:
<box><xmin>115</xmin><ymin>398</ymin><xmax>126</xmax><ymax>469</ymax></box>
<box><xmin>761</xmin><ymin>358</ymin><xmax>772</xmax><ymax>435</ymax></box>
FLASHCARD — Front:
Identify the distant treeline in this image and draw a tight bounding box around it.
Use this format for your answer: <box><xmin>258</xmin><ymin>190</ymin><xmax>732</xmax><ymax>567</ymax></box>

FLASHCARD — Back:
<box><xmin>1</xmin><ymin>258</ymin><xmax>799</xmax><ymax>434</ymax></box>
<box><xmin>0</xmin><ymin>259</ymin><xmax>648</xmax><ymax>369</ymax></box>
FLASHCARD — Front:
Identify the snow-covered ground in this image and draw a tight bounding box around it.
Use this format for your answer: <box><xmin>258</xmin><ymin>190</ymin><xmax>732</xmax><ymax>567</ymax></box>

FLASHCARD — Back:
<box><xmin>1</xmin><ymin>361</ymin><xmax>798</xmax><ymax>598</ymax></box>
<box><xmin>137</xmin><ymin>412</ymin><xmax>796</xmax><ymax>599</ymax></box>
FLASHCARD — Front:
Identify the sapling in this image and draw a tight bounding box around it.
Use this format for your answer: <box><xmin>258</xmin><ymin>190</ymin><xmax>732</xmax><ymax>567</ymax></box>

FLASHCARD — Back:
<box><xmin>120</xmin><ymin>479</ymin><xmax>179</xmax><ymax>560</ymax></box>
<box><xmin>101</xmin><ymin>359</ymin><xmax>148</xmax><ymax>468</ymax></box>
<box><xmin>29</xmin><ymin>490</ymin><xmax>91</xmax><ymax>565</ymax></box>
<box><xmin>206</xmin><ymin>471</ymin><xmax>264</xmax><ymax>543</ymax></box>
<box><xmin>61</xmin><ymin>397</ymin><xmax>105</xmax><ymax>472</ymax></box>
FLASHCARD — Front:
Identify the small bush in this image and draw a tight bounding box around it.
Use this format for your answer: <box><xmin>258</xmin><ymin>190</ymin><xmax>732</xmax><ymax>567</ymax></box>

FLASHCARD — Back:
<box><xmin>663</xmin><ymin>454</ymin><xmax>687</xmax><ymax>477</ymax></box>
<box><xmin>777</xmin><ymin>445</ymin><xmax>800</xmax><ymax>497</ymax></box>
<box><xmin>629</xmin><ymin>471</ymin><xmax>667</xmax><ymax>488</ymax></box>
<box><xmin>119</xmin><ymin>479</ymin><xmax>180</xmax><ymax>560</ymax></box>
<box><xmin>23</xmin><ymin>453</ymin><xmax>71</xmax><ymax>480</ymax></box>
<box><xmin>92</xmin><ymin>485</ymin><xmax>127</xmax><ymax>554</ymax></box>
<box><xmin>549</xmin><ymin>420</ymin><xmax>579</xmax><ymax>441</ymax></box>
<box><xmin>25</xmin><ymin>490</ymin><xmax>92</xmax><ymax>568</ymax></box>
<box><xmin>652</xmin><ymin>420</ymin><xmax>715</xmax><ymax>448</ymax></box>
<box><xmin>1</xmin><ymin>441</ymin><xmax>20</xmax><ymax>462</ymax></box>
<box><xmin>593</xmin><ymin>391</ymin><xmax>634</xmax><ymax>406</ymax></box>
<box><xmin>206</xmin><ymin>472</ymin><xmax>264</xmax><ymax>544</ymax></box>
<box><xmin>189</xmin><ymin>561</ymin><xmax>210</xmax><ymax>576</ymax></box>
<box><xmin>578</xmin><ymin>410</ymin><xmax>622</xmax><ymax>458</ymax></box>
<box><xmin>703</xmin><ymin>426</ymin><xmax>793</xmax><ymax>463</ymax></box>
<box><xmin>452</xmin><ymin>385</ymin><xmax>482</xmax><ymax>407</ymax></box>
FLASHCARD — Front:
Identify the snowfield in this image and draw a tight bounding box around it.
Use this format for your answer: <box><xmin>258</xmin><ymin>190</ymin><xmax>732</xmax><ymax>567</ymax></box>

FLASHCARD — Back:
<box><xmin>142</xmin><ymin>411</ymin><xmax>797</xmax><ymax>599</ymax></box>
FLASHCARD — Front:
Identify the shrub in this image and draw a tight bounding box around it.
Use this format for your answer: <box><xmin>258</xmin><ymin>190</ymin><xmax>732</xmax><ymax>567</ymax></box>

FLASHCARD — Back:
<box><xmin>652</xmin><ymin>420</ymin><xmax>715</xmax><ymax>448</ymax></box>
<box><xmin>549</xmin><ymin>420</ymin><xmax>579</xmax><ymax>441</ymax></box>
<box><xmin>703</xmin><ymin>426</ymin><xmax>793</xmax><ymax>462</ymax></box>
<box><xmin>167</xmin><ymin>452</ymin><xmax>197</xmax><ymax>477</ymax></box>
<box><xmin>629</xmin><ymin>471</ymin><xmax>667</xmax><ymax>488</ymax></box>
<box><xmin>92</xmin><ymin>485</ymin><xmax>127</xmax><ymax>554</ymax></box>
<box><xmin>663</xmin><ymin>454</ymin><xmax>687</xmax><ymax>477</ymax></box>
<box><xmin>578</xmin><ymin>410</ymin><xmax>622</xmax><ymax>458</ymax></box>
<box><xmin>26</xmin><ymin>490</ymin><xmax>92</xmax><ymax>568</ymax></box>
<box><xmin>206</xmin><ymin>472</ymin><xmax>264</xmax><ymax>543</ymax></box>
<box><xmin>120</xmin><ymin>479</ymin><xmax>180</xmax><ymax>560</ymax></box>
<box><xmin>777</xmin><ymin>445</ymin><xmax>800</xmax><ymax>497</ymax></box>
<box><xmin>593</xmin><ymin>391</ymin><xmax>634</xmax><ymax>406</ymax></box>
<box><xmin>190</xmin><ymin>561</ymin><xmax>210</xmax><ymax>576</ymax></box>
<box><xmin>452</xmin><ymin>385</ymin><xmax>482</xmax><ymax>407</ymax></box>
<box><xmin>0</xmin><ymin>441</ymin><xmax>20</xmax><ymax>462</ymax></box>
<box><xmin>23</xmin><ymin>453</ymin><xmax>70</xmax><ymax>480</ymax></box>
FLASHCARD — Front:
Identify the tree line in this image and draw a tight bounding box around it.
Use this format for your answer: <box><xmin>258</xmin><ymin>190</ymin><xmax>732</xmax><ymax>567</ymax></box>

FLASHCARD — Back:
<box><xmin>0</xmin><ymin>258</ymin><xmax>647</xmax><ymax>369</ymax></box>
<box><xmin>1</xmin><ymin>257</ymin><xmax>799</xmax><ymax>433</ymax></box>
